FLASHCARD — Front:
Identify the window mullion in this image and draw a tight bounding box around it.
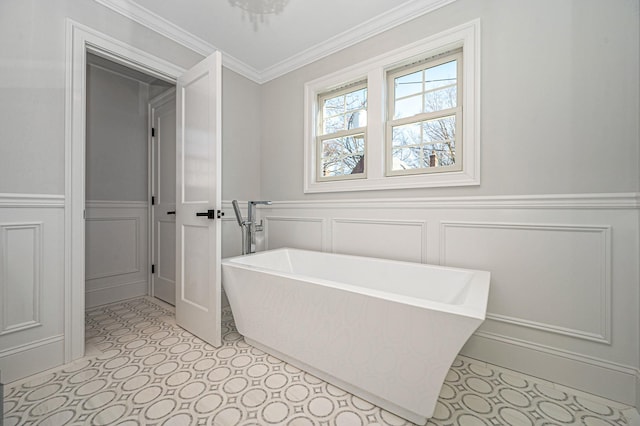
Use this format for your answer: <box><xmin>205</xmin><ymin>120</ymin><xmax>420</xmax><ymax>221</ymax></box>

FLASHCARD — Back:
<box><xmin>366</xmin><ymin>67</ymin><xmax>384</xmax><ymax>179</ymax></box>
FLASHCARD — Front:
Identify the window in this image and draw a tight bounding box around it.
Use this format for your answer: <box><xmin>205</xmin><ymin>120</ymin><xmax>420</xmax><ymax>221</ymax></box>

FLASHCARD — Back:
<box><xmin>317</xmin><ymin>83</ymin><xmax>367</xmax><ymax>181</ymax></box>
<box><xmin>304</xmin><ymin>20</ymin><xmax>479</xmax><ymax>193</ymax></box>
<box><xmin>387</xmin><ymin>50</ymin><xmax>462</xmax><ymax>176</ymax></box>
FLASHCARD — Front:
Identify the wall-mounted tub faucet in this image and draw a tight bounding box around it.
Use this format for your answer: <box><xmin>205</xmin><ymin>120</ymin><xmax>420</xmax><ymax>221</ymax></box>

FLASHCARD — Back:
<box><xmin>231</xmin><ymin>200</ymin><xmax>272</xmax><ymax>255</ymax></box>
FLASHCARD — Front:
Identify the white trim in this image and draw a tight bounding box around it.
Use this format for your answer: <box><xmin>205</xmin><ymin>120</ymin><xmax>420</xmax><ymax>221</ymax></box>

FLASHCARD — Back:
<box><xmin>304</xmin><ymin>20</ymin><xmax>481</xmax><ymax>193</ymax></box>
<box><xmin>468</xmin><ymin>331</ymin><xmax>637</xmax><ymax>405</ymax></box>
<box><xmin>65</xmin><ymin>19</ymin><xmax>187</xmax><ymax>363</ymax></box>
<box><xmin>85</xmin><ymin>200</ymin><xmax>149</xmax><ymax>209</ymax></box>
<box><xmin>92</xmin><ymin>0</ymin><xmax>215</xmax><ymax>57</ymax></box>
<box><xmin>261</xmin><ymin>192</ymin><xmax>640</xmax><ymax>210</ymax></box>
<box><xmin>93</xmin><ymin>0</ymin><xmax>457</xmax><ymax>83</ymax></box>
<box><xmin>92</xmin><ymin>0</ymin><xmax>261</xmax><ymax>81</ymax></box>
<box><xmin>259</xmin><ymin>0</ymin><xmax>458</xmax><ymax>82</ymax></box>
<box><xmin>0</xmin><ymin>335</ymin><xmax>64</xmax><ymax>358</ymax></box>
<box><xmin>0</xmin><ymin>194</ymin><xmax>65</xmax><ymax>208</ymax></box>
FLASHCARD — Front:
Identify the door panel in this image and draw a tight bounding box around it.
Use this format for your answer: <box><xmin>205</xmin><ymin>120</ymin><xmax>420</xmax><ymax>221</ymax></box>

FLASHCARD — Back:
<box><xmin>175</xmin><ymin>52</ymin><xmax>222</xmax><ymax>347</ymax></box>
<box><xmin>151</xmin><ymin>90</ymin><xmax>177</xmax><ymax>305</ymax></box>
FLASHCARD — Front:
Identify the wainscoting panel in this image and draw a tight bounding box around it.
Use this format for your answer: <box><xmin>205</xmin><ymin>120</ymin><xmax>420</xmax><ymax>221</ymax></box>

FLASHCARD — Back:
<box><xmin>85</xmin><ymin>201</ymin><xmax>148</xmax><ymax>308</ymax></box>
<box><xmin>0</xmin><ymin>195</ymin><xmax>65</xmax><ymax>383</ymax></box>
<box><xmin>86</xmin><ymin>218</ymin><xmax>139</xmax><ymax>280</ymax></box>
<box><xmin>0</xmin><ymin>223</ymin><xmax>42</xmax><ymax>336</ymax></box>
<box><xmin>441</xmin><ymin>221</ymin><xmax>611</xmax><ymax>344</ymax></box>
<box><xmin>257</xmin><ymin>194</ymin><xmax>639</xmax><ymax>406</ymax></box>
<box><xmin>332</xmin><ymin>218</ymin><xmax>426</xmax><ymax>263</ymax></box>
<box><xmin>265</xmin><ymin>216</ymin><xmax>325</xmax><ymax>252</ymax></box>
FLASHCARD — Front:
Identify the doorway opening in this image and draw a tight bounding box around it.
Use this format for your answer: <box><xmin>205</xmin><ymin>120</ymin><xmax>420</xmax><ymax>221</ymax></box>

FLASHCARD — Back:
<box><xmin>84</xmin><ymin>54</ymin><xmax>175</xmax><ymax>316</ymax></box>
<box><xmin>67</xmin><ymin>21</ymin><xmax>224</xmax><ymax>364</ymax></box>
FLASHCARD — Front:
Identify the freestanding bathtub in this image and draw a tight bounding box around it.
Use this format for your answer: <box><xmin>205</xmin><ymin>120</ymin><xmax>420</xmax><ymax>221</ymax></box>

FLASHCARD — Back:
<box><xmin>221</xmin><ymin>248</ymin><xmax>490</xmax><ymax>425</ymax></box>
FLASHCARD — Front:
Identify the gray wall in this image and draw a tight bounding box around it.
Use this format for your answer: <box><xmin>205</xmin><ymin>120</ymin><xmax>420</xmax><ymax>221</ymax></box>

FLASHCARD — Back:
<box><xmin>259</xmin><ymin>0</ymin><xmax>639</xmax><ymax>200</ymax></box>
<box><xmin>0</xmin><ymin>0</ymin><xmax>203</xmax><ymax>196</ymax></box>
<box><xmin>222</xmin><ymin>67</ymin><xmax>263</xmax><ymax>201</ymax></box>
<box><xmin>86</xmin><ymin>65</ymin><xmax>149</xmax><ymax>202</ymax></box>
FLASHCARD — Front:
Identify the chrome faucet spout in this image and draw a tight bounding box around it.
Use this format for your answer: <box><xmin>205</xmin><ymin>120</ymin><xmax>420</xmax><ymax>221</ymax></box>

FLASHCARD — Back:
<box><xmin>247</xmin><ymin>200</ymin><xmax>272</xmax><ymax>254</ymax></box>
<box><xmin>231</xmin><ymin>199</ymin><xmax>272</xmax><ymax>255</ymax></box>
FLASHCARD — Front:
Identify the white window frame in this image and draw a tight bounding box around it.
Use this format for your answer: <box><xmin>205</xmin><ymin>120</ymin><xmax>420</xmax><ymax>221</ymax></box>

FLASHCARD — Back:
<box><xmin>304</xmin><ymin>19</ymin><xmax>480</xmax><ymax>193</ymax></box>
<box><xmin>386</xmin><ymin>50</ymin><xmax>463</xmax><ymax>176</ymax></box>
<box><xmin>316</xmin><ymin>82</ymin><xmax>368</xmax><ymax>182</ymax></box>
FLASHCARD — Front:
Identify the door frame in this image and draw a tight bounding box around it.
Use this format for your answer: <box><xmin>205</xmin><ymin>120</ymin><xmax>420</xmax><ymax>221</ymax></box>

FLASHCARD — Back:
<box><xmin>148</xmin><ymin>87</ymin><xmax>177</xmax><ymax>303</ymax></box>
<box><xmin>64</xmin><ymin>19</ymin><xmax>190</xmax><ymax>362</ymax></box>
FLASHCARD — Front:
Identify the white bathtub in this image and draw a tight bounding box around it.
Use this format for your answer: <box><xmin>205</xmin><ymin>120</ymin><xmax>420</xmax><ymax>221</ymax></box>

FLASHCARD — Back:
<box><xmin>221</xmin><ymin>248</ymin><xmax>490</xmax><ymax>425</ymax></box>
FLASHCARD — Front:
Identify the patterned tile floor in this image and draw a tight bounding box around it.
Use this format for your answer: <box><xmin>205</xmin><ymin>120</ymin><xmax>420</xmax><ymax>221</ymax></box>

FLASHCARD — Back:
<box><xmin>3</xmin><ymin>297</ymin><xmax>638</xmax><ymax>425</ymax></box>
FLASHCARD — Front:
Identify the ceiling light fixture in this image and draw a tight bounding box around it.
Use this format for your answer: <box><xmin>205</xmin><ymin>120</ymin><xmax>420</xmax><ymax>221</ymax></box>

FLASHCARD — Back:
<box><xmin>228</xmin><ymin>0</ymin><xmax>289</xmax><ymax>30</ymax></box>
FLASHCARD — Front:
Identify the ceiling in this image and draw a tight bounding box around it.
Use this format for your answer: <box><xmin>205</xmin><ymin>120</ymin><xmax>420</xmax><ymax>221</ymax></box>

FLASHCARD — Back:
<box><xmin>94</xmin><ymin>0</ymin><xmax>455</xmax><ymax>83</ymax></box>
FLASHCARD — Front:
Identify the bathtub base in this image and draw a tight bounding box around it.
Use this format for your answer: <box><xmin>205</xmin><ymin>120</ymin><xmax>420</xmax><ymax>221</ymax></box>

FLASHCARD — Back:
<box><xmin>245</xmin><ymin>337</ymin><xmax>429</xmax><ymax>425</ymax></box>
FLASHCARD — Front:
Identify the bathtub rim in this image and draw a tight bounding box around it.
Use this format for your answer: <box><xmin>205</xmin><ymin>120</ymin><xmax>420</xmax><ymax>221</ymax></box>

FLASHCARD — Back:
<box><xmin>222</xmin><ymin>247</ymin><xmax>490</xmax><ymax>320</ymax></box>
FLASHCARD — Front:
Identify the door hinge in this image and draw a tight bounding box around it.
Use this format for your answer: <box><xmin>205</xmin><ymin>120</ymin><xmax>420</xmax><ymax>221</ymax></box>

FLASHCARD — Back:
<box><xmin>151</xmin><ymin>196</ymin><xmax>155</xmax><ymax>205</ymax></box>
<box><xmin>151</xmin><ymin>264</ymin><xmax>155</xmax><ymax>274</ymax></box>
<box><xmin>151</xmin><ymin>127</ymin><xmax>155</xmax><ymax>137</ymax></box>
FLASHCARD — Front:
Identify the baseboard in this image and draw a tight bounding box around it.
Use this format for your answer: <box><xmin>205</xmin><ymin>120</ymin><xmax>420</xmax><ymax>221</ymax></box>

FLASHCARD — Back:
<box><xmin>0</xmin><ymin>335</ymin><xmax>64</xmax><ymax>384</ymax></box>
<box><xmin>85</xmin><ymin>280</ymin><xmax>148</xmax><ymax>308</ymax></box>
<box><xmin>636</xmin><ymin>370</ymin><xmax>640</xmax><ymax>411</ymax></box>
<box><xmin>462</xmin><ymin>333</ymin><xmax>637</xmax><ymax>406</ymax></box>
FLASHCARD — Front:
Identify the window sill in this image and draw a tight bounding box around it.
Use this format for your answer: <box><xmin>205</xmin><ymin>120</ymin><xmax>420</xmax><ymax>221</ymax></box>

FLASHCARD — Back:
<box><xmin>304</xmin><ymin>169</ymin><xmax>479</xmax><ymax>193</ymax></box>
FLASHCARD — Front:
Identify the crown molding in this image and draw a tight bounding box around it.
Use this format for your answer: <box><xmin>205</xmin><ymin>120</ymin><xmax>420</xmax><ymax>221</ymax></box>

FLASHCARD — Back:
<box><xmin>260</xmin><ymin>0</ymin><xmax>457</xmax><ymax>82</ymax></box>
<box><xmin>93</xmin><ymin>0</ymin><xmax>215</xmax><ymax>56</ymax></box>
<box><xmin>93</xmin><ymin>0</ymin><xmax>457</xmax><ymax>84</ymax></box>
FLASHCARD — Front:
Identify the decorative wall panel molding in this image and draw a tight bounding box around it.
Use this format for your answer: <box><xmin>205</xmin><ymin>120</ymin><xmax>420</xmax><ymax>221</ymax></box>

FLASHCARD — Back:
<box><xmin>0</xmin><ymin>201</ymin><xmax>65</xmax><ymax>383</ymax></box>
<box><xmin>85</xmin><ymin>201</ymin><xmax>148</xmax><ymax>308</ymax></box>
<box><xmin>331</xmin><ymin>218</ymin><xmax>426</xmax><ymax>263</ymax></box>
<box><xmin>265</xmin><ymin>216</ymin><xmax>325</xmax><ymax>252</ymax></box>
<box><xmin>258</xmin><ymin>193</ymin><xmax>636</xmax><ymax>405</ymax></box>
<box><xmin>440</xmin><ymin>221</ymin><xmax>611</xmax><ymax>344</ymax></box>
<box><xmin>0</xmin><ymin>223</ymin><xmax>42</xmax><ymax>336</ymax></box>
<box><xmin>85</xmin><ymin>217</ymin><xmax>140</xmax><ymax>280</ymax></box>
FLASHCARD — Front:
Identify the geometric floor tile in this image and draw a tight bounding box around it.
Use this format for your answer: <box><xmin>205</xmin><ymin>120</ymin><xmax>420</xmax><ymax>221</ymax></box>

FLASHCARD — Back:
<box><xmin>3</xmin><ymin>297</ymin><xmax>635</xmax><ymax>425</ymax></box>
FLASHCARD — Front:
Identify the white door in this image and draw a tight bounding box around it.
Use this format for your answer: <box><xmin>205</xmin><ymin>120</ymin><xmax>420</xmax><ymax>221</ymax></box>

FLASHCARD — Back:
<box><xmin>175</xmin><ymin>52</ymin><xmax>223</xmax><ymax>347</ymax></box>
<box><xmin>151</xmin><ymin>89</ymin><xmax>177</xmax><ymax>305</ymax></box>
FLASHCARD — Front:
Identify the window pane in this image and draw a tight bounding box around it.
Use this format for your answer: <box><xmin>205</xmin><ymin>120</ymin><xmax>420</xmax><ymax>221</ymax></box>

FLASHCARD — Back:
<box><xmin>391</xmin><ymin>115</ymin><xmax>456</xmax><ymax>172</ymax></box>
<box><xmin>422</xmin><ymin>115</ymin><xmax>456</xmax><ymax>143</ymax></box>
<box><xmin>323</xmin><ymin>95</ymin><xmax>344</xmax><ymax>117</ymax></box>
<box><xmin>425</xmin><ymin>60</ymin><xmax>457</xmax><ymax>91</ymax></box>
<box><xmin>321</xmin><ymin>134</ymin><xmax>365</xmax><ymax>177</ymax></box>
<box><xmin>394</xmin><ymin>95</ymin><xmax>422</xmax><ymax>119</ymax></box>
<box><xmin>347</xmin><ymin>110</ymin><xmax>367</xmax><ymax>129</ymax></box>
<box><xmin>322</xmin><ymin>87</ymin><xmax>367</xmax><ymax>135</ymax></box>
<box><xmin>324</xmin><ymin>114</ymin><xmax>345</xmax><ymax>134</ymax></box>
<box><xmin>391</xmin><ymin>122</ymin><xmax>421</xmax><ymax>147</ymax></box>
<box><xmin>424</xmin><ymin>86</ymin><xmax>457</xmax><ymax>112</ymax></box>
<box><xmin>345</xmin><ymin>88</ymin><xmax>367</xmax><ymax>111</ymax></box>
<box><xmin>423</xmin><ymin>143</ymin><xmax>455</xmax><ymax>167</ymax></box>
<box><xmin>394</xmin><ymin>70</ymin><xmax>422</xmax><ymax>98</ymax></box>
<box><xmin>392</xmin><ymin>147</ymin><xmax>421</xmax><ymax>170</ymax></box>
